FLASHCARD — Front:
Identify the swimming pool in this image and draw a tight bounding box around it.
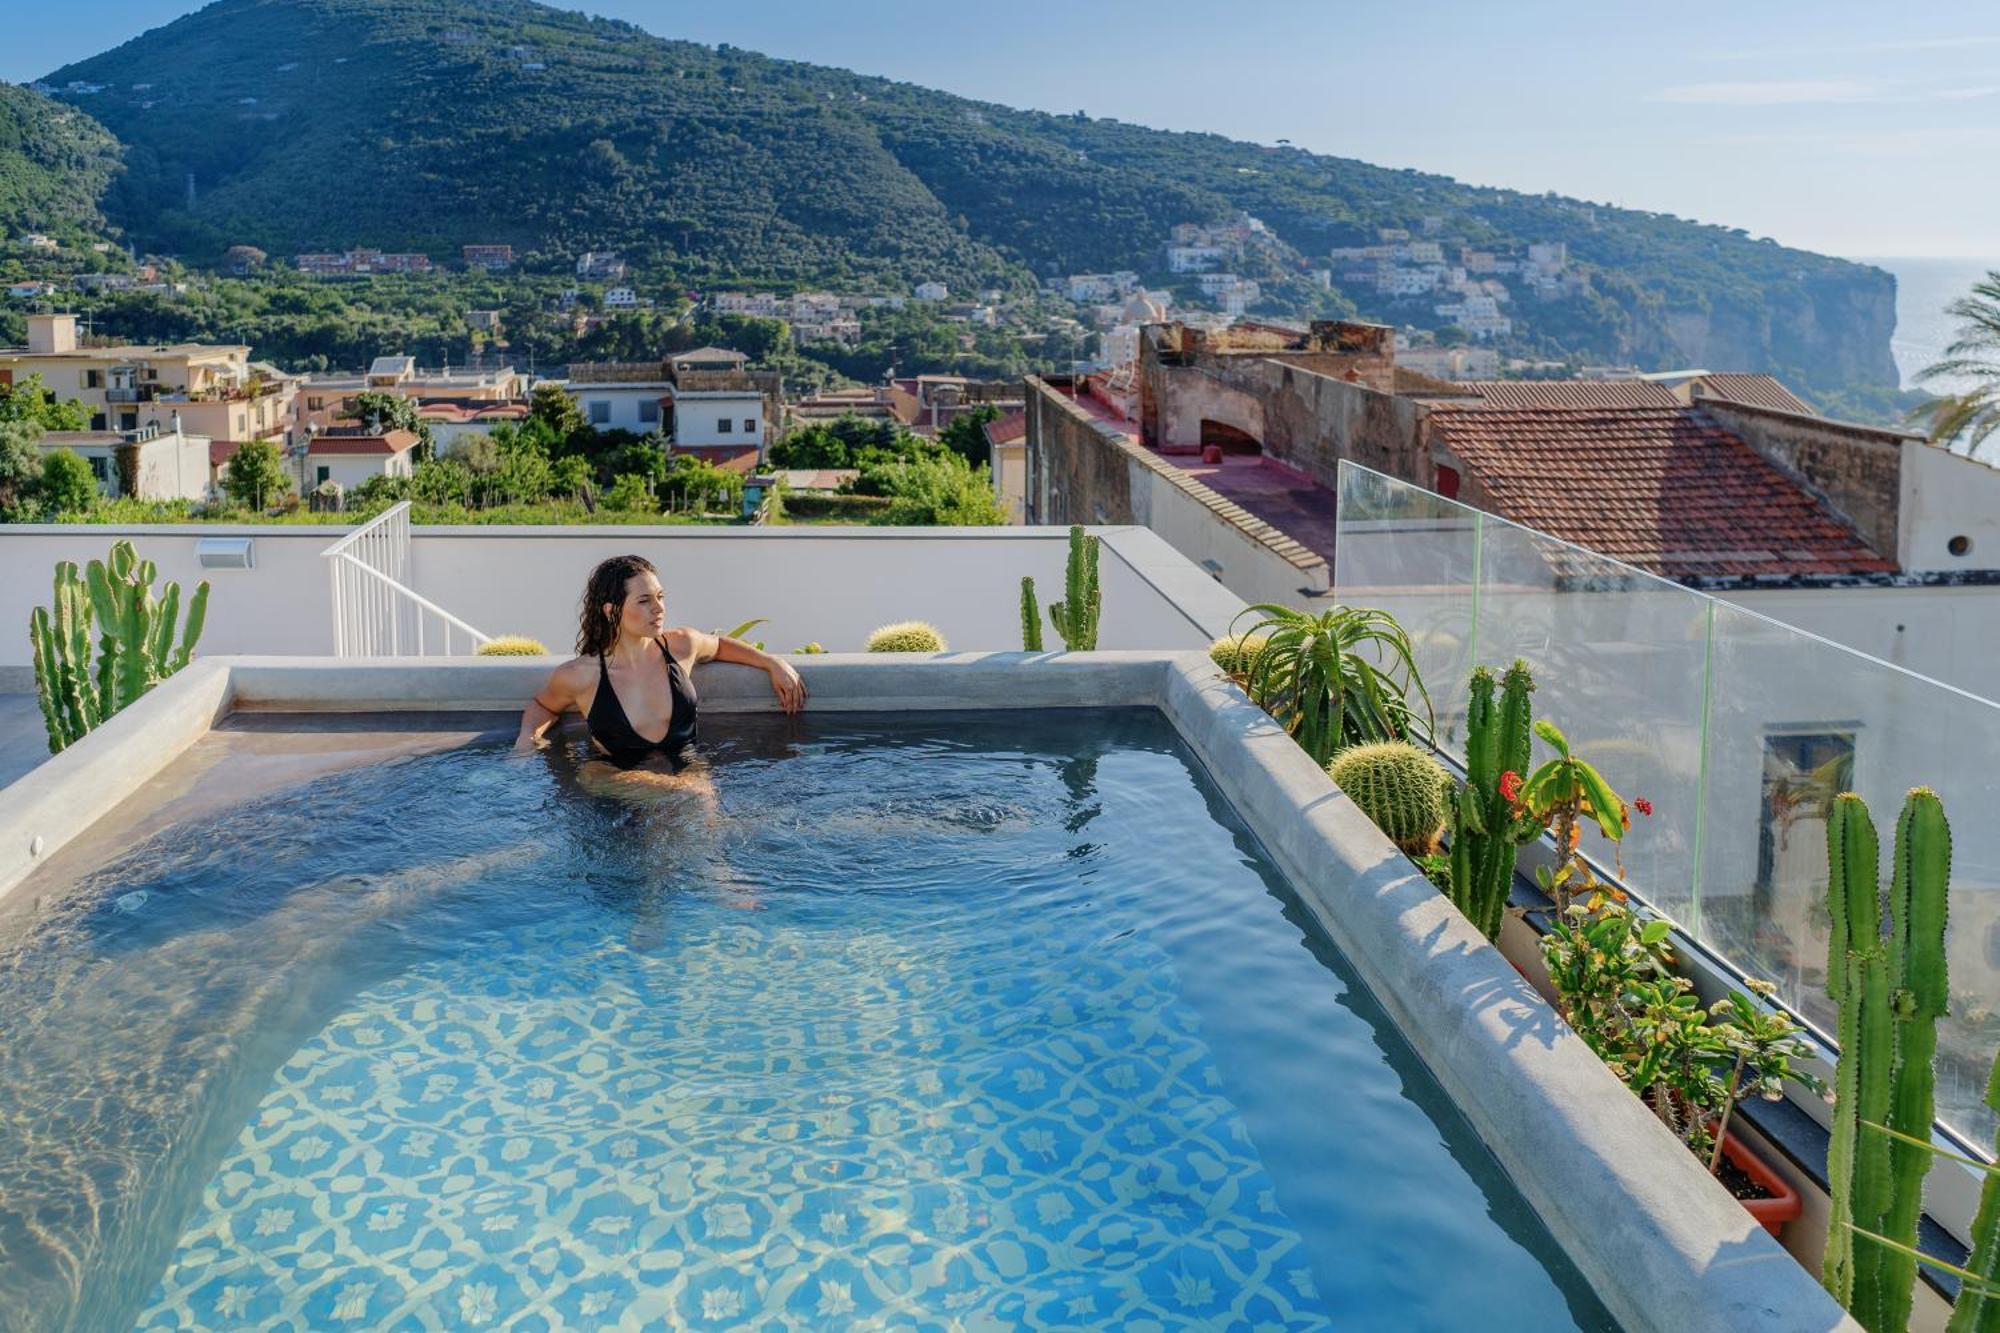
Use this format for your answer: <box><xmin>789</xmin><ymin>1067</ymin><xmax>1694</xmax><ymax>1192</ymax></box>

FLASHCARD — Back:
<box><xmin>1</xmin><ymin>707</ymin><xmax>1614</xmax><ymax>1331</ymax></box>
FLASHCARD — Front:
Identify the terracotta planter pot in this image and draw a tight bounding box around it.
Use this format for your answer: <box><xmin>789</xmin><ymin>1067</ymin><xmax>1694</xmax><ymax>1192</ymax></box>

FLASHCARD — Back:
<box><xmin>1718</xmin><ymin>1129</ymin><xmax>1802</xmax><ymax>1236</ymax></box>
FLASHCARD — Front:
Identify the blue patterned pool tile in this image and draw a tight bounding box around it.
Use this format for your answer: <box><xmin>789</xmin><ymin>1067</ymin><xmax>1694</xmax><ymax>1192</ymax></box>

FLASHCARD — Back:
<box><xmin>294</xmin><ymin>1265</ymin><xmax>407</xmax><ymax>1326</ymax></box>
<box><xmin>440</xmin><ymin>1261</ymin><xmax>537</xmax><ymax>1328</ymax></box>
<box><xmin>782</xmin><ymin>1255</ymin><xmax>886</xmax><ymax>1325</ymax></box>
<box><xmin>547</xmin><ymin>1269</ymin><xmax>639</xmax><ymax>1327</ymax></box>
<box><xmin>174</xmin><ymin>1266</ymin><xmax>289</xmax><ymax>1328</ymax></box>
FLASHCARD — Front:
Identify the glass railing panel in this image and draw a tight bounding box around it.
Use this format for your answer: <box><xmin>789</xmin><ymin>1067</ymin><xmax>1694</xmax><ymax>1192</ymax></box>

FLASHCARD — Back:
<box><xmin>1702</xmin><ymin>599</ymin><xmax>2000</xmax><ymax>1146</ymax></box>
<box><xmin>1471</xmin><ymin>519</ymin><xmax>1711</xmax><ymax>928</ymax></box>
<box><xmin>1332</xmin><ymin>464</ymin><xmax>1480</xmax><ymax>747</ymax></box>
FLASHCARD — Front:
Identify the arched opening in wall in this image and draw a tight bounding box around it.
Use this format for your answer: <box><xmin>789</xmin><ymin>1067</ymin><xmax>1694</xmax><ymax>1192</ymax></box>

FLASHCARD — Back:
<box><xmin>1199</xmin><ymin>419</ymin><xmax>1262</xmax><ymax>455</ymax></box>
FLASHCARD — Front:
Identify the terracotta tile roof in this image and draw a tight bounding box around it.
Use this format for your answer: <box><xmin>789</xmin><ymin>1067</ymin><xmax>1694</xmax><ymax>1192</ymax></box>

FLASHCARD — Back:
<box><xmin>671</xmin><ymin>444</ymin><xmax>761</xmax><ymax>474</ymax></box>
<box><xmin>778</xmin><ymin>468</ymin><xmax>858</xmax><ymax>492</ymax></box>
<box><xmin>1687</xmin><ymin>374</ymin><xmax>1817</xmax><ymax>415</ymax></box>
<box><xmin>208</xmin><ymin>440</ymin><xmax>238</xmax><ymax>469</ymax></box>
<box><xmin>1430</xmin><ymin>406</ymin><xmax>1896</xmax><ymax>580</ymax></box>
<box><xmin>1456</xmin><ymin>379</ymin><xmax>1682</xmax><ymax>409</ymax></box>
<box><xmin>982</xmin><ymin>411</ymin><xmax>1026</xmax><ymax>446</ymax></box>
<box><xmin>307</xmin><ymin>429</ymin><xmax>420</xmax><ymax>456</ymax></box>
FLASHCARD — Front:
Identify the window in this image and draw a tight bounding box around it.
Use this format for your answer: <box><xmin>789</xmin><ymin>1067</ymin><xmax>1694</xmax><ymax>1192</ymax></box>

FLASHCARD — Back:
<box><xmin>717</xmin><ymin>418</ymin><xmax>733</xmax><ymax>434</ymax></box>
<box><xmin>743</xmin><ymin>418</ymin><xmax>757</xmax><ymax>434</ymax></box>
<box><xmin>88</xmin><ymin>456</ymin><xmax>109</xmax><ymax>482</ymax></box>
<box><xmin>307</xmin><ymin>397</ymin><xmax>325</xmax><ymax>411</ymax></box>
<box><xmin>316</xmin><ymin>466</ymin><xmax>331</xmax><ymax>485</ymax></box>
<box><xmin>84</xmin><ymin>370</ymin><xmax>103</xmax><ymax>389</ymax></box>
<box><xmin>587</xmin><ymin>399</ymin><xmax>611</xmax><ymax>425</ymax></box>
<box><xmin>638</xmin><ymin>399</ymin><xmax>659</xmax><ymax>425</ymax></box>
<box><xmin>90</xmin><ymin>413</ymin><xmax>107</xmax><ymax>431</ymax></box>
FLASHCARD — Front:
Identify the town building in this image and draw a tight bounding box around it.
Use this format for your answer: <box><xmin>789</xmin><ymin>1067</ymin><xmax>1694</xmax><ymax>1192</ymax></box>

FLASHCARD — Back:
<box><xmin>294</xmin><ymin>250</ymin><xmax>432</xmax><ymax>276</ymax></box>
<box><xmin>984</xmin><ymin>411</ymin><xmax>1028</xmax><ymax>523</ymax></box>
<box><xmin>301</xmin><ymin>428</ymin><xmax>421</xmax><ymax>490</ymax></box>
<box><xmin>461</xmin><ymin>244</ymin><xmax>514</xmax><ymax>272</ymax></box>
<box><xmin>603</xmin><ymin>287</ymin><xmax>644</xmax><ymax>310</ymax></box>
<box><xmin>886</xmin><ymin>375</ymin><xmax>1024</xmax><ymax>436</ymax></box>
<box><xmin>412</xmin><ymin>402</ymin><xmax>530</xmax><ymax>454</ymax></box>
<box><xmin>576</xmin><ymin>251</ymin><xmax>626</xmax><ymax>282</ymax></box>
<box><xmin>556</xmin><ymin>348</ymin><xmax>781</xmax><ymax>471</ymax></box>
<box><xmin>38</xmin><ymin>423</ymin><xmax>213</xmax><ymax>502</ymax></box>
<box><xmin>914</xmin><ymin>281</ymin><xmax>949</xmax><ymax>302</ymax></box>
<box><xmin>1166</xmin><ymin>245</ymin><xmax>1228</xmax><ymax>274</ymax></box>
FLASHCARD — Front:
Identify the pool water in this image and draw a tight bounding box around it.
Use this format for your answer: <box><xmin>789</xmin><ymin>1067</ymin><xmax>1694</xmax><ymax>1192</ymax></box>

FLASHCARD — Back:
<box><xmin>0</xmin><ymin>711</ymin><xmax>1614</xmax><ymax>1331</ymax></box>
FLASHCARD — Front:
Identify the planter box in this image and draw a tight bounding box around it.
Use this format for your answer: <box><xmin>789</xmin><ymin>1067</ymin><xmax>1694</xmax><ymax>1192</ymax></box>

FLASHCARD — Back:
<box><xmin>1721</xmin><ymin>1130</ymin><xmax>1803</xmax><ymax>1237</ymax></box>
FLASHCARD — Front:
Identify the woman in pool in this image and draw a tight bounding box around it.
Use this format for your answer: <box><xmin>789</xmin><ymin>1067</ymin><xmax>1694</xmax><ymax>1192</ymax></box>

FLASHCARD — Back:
<box><xmin>513</xmin><ymin>554</ymin><xmax>806</xmax><ymax>789</ymax></box>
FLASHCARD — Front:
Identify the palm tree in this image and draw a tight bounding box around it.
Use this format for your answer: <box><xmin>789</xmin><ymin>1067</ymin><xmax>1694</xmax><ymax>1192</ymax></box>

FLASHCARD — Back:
<box><xmin>1914</xmin><ymin>271</ymin><xmax>2000</xmax><ymax>457</ymax></box>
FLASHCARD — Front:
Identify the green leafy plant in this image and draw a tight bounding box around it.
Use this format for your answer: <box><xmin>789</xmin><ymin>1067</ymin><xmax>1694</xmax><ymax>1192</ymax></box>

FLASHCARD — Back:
<box><xmin>474</xmin><ymin>636</ymin><xmax>550</xmax><ymax>656</ymax></box>
<box><xmin>1822</xmin><ymin>788</ymin><xmax>1951</xmax><ymax>1333</ymax></box>
<box><xmin>1544</xmin><ymin>900</ymin><xmax>1822</xmax><ymax>1167</ymax></box>
<box><xmin>711</xmin><ymin>619</ymin><xmax>768</xmax><ymax>650</ymax></box>
<box><xmin>603</xmin><ymin>473</ymin><xmax>660</xmax><ymax>513</ymax></box>
<box><xmin>793</xmin><ymin>642</ymin><xmax>826</xmax><ymax>655</ymax></box>
<box><xmin>865</xmin><ymin>621</ymin><xmax>947</xmax><ymax>653</ymax></box>
<box><xmin>1233</xmin><ymin>603</ymin><xmax>1431</xmax><ymax>767</ymax></box>
<box><xmin>1048</xmin><ymin>525</ymin><xmax>1101</xmax><ymax>650</ymax></box>
<box><xmin>1449</xmin><ymin>662</ymin><xmax>1536</xmax><ymax>940</ymax></box>
<box><xmin>1511</xmin><ymin>719</ymin><xmax>1641</xmax><ymax>920</ymax></box>
<box><xmin>1019</xmin><ymin>576</ymin><xmax>1043</xmax><ymax>651</ymax></box>
<box><xmin>28</xmin><ymin>541</ymin><xmax>209</xmax><ymax>753</ymax></box>
<box><xmin>1328</xmin><ymin>741</ymin><xmax>1453</xmax><ymax>856</ymax></box>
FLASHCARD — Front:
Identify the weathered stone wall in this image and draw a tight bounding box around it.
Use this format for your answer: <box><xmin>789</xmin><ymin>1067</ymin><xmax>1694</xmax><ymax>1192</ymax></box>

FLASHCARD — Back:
<box><xmin>1701</xmin><ymin>400</ymin><xmax>1907</xmax><ymax>561</ymax></box>
<box><xmin>1026</xmin><ymin>377</ymin><xmax>1330</xmax><ymax>603</ymax></box>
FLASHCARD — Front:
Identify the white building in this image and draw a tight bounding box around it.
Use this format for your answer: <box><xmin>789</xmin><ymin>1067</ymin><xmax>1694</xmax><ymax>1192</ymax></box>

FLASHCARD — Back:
<box><xmin>914</xmin><ymin>281</ymin><xmax>949</xmax><ymax>302</ymax></box>
<box><xmin>302</xmin><ymin>429</ymin><xmax>421</xmax><ymax>490</ymax></box>
<box><xmin>39</xmin><ymin>425</ymin><xmax>213</xmax><ymax>502</ymax></box>
<box><xmin>1432</xmin><ymin>293</ymin><xmax>1513</xmax><ymax>338</ymax></box>
<box><xmin>603</xmin><ymin>287</ymin><xmax>643</xmax><ymax>310</ymax></box>
<box><xmin>576</xmin><ymin>251</ymin><xmax>626</xmax><ymax>281</ymax></box>
<box><xmin>1378</xmin><ymin>267</ymin><xmax>1438</xmax><ymax>298</ymax></box>
<box><xmin>1166</xmin><ymin>246</ymin><xmax>1228</xmax><ymax>274</ymax></box>
<box><xmin>1395</xmin><ymin>345</ymin><xmax>1501</xmax><ymax>380</ymax></box>
<box><xmin>669</xmin><ymin>387</ymin><xmax>767</xmax><ymax>450</ymax></box>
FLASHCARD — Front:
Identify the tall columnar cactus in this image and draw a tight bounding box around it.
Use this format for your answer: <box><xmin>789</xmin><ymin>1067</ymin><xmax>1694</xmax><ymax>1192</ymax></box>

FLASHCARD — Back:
<box><xmin>1019</xmin><ymin>576</ymin><xmax>1043</xmax><ymax>651</ymax></box>
<box><xmin>1822</xmin><ymin>788</ymin><xmax>1951</xmax><ymax>1333</ymax></box>
<box><xmin>26</xmin><ymin>541</ymin><xmax>209</xmax><ymax>753</ymax></box>
<box><xmin>1948</xmin><ymin>1053</ymin><xmax>2000</xmax><ymax>1333</ymax></box>
<box><xmin>1328</xmin><ymin>741</ymin><xmax>1453</xmax><ymax>856</ymax></box>
<box><xmin>1048</xmin><ymin>524</ymin><xmax>1100</xmax><ymax>651</ymax></box>
<box><xmin>1448</xmin><ymin>661</ymin><xmax>1535</xmax><ymax>940</ymax></box>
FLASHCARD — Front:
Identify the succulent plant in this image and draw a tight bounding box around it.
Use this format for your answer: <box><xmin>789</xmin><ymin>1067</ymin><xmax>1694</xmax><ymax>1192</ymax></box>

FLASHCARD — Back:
<box><xmin>1328</xmin><ymin>741</ymin><xmax>1453</xmax><ymax>856</ymax></box>
<box><xmin>1822</xmin><ymin>788</ymin><xmax>1951</xmax><ymax>1333</ymax></box>
<box><xmin>865</xmin><ymin>621</ymin><xmax>948</xmax><ymax>653</ymax></box>
<box><xmin>1047</xmin><ymin>525</ymin><xmax>1101</xmax><ymax>651</ymax></box>
<box><xmin>1019</xmin><ymin>576</ymin><xmax>1044</xmax><ymax>651</ymax></box>
<box><xmin>1208</xmin><ymin>633</ymin><xmax>1269</xmax><ymax>677</ymax></box>
<box><xmin>474</xmin><ymin>636</ymin><xmax>551</xmax><ymax>656</ymax></box>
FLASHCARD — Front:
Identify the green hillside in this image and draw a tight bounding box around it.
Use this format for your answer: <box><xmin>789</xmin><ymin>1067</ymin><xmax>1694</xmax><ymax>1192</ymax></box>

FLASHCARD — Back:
<box><xmin>0</xmin><ymin>82</ymin><xmax>122</xmax><ymax>242</ymax></box>
<box><xmin>41</xmin><ymin>0</ymin><xmax>1900</xmax><ymax>399</ymax></box>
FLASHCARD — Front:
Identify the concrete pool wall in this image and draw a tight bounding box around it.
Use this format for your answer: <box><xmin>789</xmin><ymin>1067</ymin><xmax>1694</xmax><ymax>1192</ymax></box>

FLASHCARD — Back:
<box><xmin>0</xmin><ymin>653</ymin><xmax>1858</xmax><ymax>1333</ymax></box>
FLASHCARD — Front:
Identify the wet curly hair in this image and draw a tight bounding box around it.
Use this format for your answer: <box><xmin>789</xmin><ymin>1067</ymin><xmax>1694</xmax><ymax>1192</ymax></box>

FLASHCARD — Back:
<box><xmin>575</xmin><ymin>554</ymin><xmax>658</xmax><ymax>657</ymax></box>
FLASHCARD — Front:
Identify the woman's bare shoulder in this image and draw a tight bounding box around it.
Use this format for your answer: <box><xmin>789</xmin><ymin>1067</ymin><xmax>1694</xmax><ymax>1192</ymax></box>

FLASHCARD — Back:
<box><xmin>541</xmin><ymin>655</ymin><xmax>595</xmax><ymax>701</ymax></box>
<box><xmin>663</xmin><ymin>627</ymin><xmax>712</xmax><ymax>662</ymax></box>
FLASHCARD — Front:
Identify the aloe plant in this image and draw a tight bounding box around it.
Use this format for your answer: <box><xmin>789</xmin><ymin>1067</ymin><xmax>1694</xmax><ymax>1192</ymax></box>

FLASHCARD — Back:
<box><xmin>1821</xmin><ymin>788</ymin><xmax>1952</xmax><ymax>1333</ymax></box>
<box><xmin>1233</xmin><ymin>603</ymin><xmax>1432</xmax><ymax>767</ymax></box>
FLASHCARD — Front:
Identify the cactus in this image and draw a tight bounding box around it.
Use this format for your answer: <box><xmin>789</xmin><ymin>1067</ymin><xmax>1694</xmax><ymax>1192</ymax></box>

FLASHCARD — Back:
<box><xmin>474</xmin><ymin>636</ymin><xmax>552</xmax><ymax>656</ymax></box>
<box><xmin>1448</xmin><ymin>661</ymin><xmax>1535</xmax><ymax>940</ymax></box>
<box><xmin>1948</xmin><ymin>1054</ymin><xmax>2000</xmax><ymax>1333</ymax></box>
<box><xmin>1328</xmin><ymin>741</ymin><xmax>1453</xmax><ymax>856</ymax></box>
<box><xmin>26</xmin><ymin>541</ymin><xmax>209</xmax><ymax>753</ymax></box>
<box><xmin>865</xmin><ymin>621</ymin><xmax>948</xmax><ymax>653</ymax></box>
<box><xmin>1822</xmin><ymin>788</ymin><xmax>1951</xmax><ymax>1333</ymax></box>
<box><xmin>1048</xmin><ymin>524</ymin><xmax>1101</xmax><ymax>651</ymax></box>
<box><xmin>1019</xmin><ymin>576</ymin><xmax>1044</xmax><ymax>651</ymax></box>
<box><xmin>1208</xmin><ymin>633</ymin><xmax>1269</xmax><ymax>677</ymax></box>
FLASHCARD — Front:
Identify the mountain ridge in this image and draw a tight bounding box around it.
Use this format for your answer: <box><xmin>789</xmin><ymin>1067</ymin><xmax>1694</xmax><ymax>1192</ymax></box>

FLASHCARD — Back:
<box><xmin>33</xmin><ymin>0</ymin><xmax>1900</xmax><ymax>401</ymax></box>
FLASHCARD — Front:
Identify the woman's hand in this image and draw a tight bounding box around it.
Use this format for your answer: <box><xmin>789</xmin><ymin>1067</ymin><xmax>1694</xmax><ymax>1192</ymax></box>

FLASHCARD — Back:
<box><xmin>766</xmin><ymin>656</ymin><xmax>808</xmax><ymax>715</ymax></box>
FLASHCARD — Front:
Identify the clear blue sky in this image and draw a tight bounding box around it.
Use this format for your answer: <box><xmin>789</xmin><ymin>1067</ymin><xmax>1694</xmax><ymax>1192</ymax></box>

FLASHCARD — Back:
<box><xmin>9</xmin><ymin>0</ymin><xmax>1998</xmax><ymax>259</ymax></box>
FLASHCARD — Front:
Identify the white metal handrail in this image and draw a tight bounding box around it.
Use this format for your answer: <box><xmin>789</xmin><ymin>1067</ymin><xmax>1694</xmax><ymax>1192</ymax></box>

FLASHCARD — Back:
<box><xmin>320</xmin><ymin>502</ymin><xmax>491</xmax><ymax>656</ymax></box>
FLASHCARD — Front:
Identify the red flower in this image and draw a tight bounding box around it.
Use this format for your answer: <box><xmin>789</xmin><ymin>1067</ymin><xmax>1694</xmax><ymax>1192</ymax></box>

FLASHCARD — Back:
<box><xmin>1634</xmin><ymin>797</ymin><xmax>1654</xmax><ymax>817</ymax></box>
<box><xmin>1499</xmin><ymin>770</ymin><xmax>1522</xmax><ymax>803</ymax></box>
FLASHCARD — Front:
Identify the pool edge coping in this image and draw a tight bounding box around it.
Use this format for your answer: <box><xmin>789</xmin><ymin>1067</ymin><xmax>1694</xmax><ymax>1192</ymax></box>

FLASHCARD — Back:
<box><xmin>0</xmin><ymin>653</ymin><xmax>1858</xmax><ymax>1333</ymax></box>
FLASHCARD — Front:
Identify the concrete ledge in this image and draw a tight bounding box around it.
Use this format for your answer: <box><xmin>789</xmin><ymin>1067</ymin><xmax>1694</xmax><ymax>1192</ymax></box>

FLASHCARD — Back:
<box><xmin>0</xmin><ymin>661</ymin><xmax>232</xmax><ymax>900</ymax></box>
<box><xmin>1158</xmin><ymin>655</ymin><xmax>1856</xmax><ymax>1333</ymax></box>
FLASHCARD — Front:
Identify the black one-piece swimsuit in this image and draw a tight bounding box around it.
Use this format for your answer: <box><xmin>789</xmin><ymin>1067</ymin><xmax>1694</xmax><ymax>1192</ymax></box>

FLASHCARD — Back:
<box><xmin>586</xmin><ymin>639</ymin><xmax>700</xmax><ymax>770</ymax></box>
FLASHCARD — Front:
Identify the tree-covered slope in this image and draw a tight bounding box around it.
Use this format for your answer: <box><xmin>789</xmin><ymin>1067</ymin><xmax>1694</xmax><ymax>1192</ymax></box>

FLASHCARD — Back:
<box><xmin>0</xmin><ymin>83</ymin><xmax>122</xmax><ymax>242</ymax></box>
<box><xmin>43</xmin><ymin>0</ymin><xmax>1900</xmax><ymax>396</ymax></box>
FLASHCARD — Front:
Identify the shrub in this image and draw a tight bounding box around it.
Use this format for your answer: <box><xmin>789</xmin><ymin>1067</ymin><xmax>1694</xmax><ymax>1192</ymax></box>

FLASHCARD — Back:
<box><xmin>221</xmin><ymin>437</ymin><xmax>291</xmax><ymax>511</ymax></box>
<box><xmin>476</xmin><ymin>636</ymin><xmax>552</xmax><ymax>656</ymax></box>
<box><xmin>36</xmin><ymin>448</ymin><xmax>99</xmax><ymax>516</ymax></box>
<box><xmin>777</xmin><ymin>492</ymin><xmax>892</xmax><ymax>520</ymax></box>
<box><xmin>1208</xmin><ymin>633</ymin><xmax>1269</xmax><ymax>676</ymax></box>
<box><xmin>865</xmin><ymin>621</ymin><xmax>947</xmax><ymax>653</ymax></box>
<box><xmin>1327</xmin><ymin>741</ymin><xmax>1453</xmax><ymax>856</ymax></box>
<box><xmin>604</xmin><ymin>473</ymin><xmax>660</xmax><ymax>513</ymax></box>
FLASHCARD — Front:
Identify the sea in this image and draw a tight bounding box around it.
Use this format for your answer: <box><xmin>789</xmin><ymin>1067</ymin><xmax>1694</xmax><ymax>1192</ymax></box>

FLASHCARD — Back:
<box><xmin>1858</xmin><ymin>256</ymin><xmax>2000</xmax><ymax>393</ymax></box>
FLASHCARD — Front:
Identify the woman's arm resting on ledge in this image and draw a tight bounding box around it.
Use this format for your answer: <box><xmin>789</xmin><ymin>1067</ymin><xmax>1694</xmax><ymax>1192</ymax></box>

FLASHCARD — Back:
<box><xmin>515</xmin><ymin>662</ymin><xmax>582</xmax><ymax>751</ymax></box>
<box><xmin>707</xmin><ymin>633</ymin><xmax>808</xmax><ymax>715</ymax></box>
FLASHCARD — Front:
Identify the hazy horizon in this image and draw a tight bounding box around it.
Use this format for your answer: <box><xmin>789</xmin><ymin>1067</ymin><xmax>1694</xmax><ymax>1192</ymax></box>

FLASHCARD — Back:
<box><xmin>9</xmin><ymin>0</ymin><xmax>2000</xmax><ymax>261</ymax></box>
